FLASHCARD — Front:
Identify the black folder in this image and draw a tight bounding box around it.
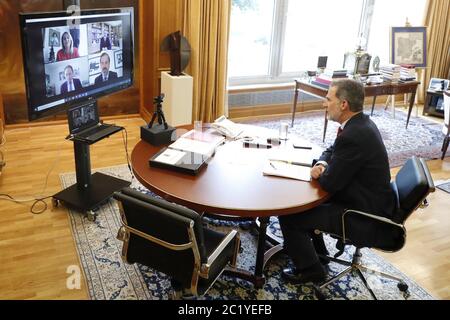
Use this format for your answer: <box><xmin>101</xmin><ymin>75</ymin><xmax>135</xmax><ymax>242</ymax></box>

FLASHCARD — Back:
<box><xmin>149</xmin><ymin>147</ymin><xmax>210</xmax><ymax>175</ymax></box>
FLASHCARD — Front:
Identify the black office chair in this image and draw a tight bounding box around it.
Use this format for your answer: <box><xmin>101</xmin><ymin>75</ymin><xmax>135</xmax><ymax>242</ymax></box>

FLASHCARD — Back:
<box><xmin>314</xmin><ymin>156</ymin><xmax>435</xmax><ymax>300</ymax></box>
<box><xmin>114</xmin><ymin>188</ymin><xmax>240</xmax><ymax>298</ymax></box>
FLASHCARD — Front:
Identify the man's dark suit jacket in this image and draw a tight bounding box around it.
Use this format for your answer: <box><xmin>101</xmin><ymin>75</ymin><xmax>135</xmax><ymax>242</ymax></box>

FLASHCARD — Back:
<box><xmin>318</xmin><ymin>112</ymin><xmax>395</xmax><ymax>219</ymax></box>
<box><xmin>60</xmin><ymin>78</ymin><xmax>83</xmax><ymax>94</ymax></box>
<box><xmin>94</xmin><ymin>71</ymin><xmax>118</xmax><ymax>85</ymax></box>
<box><xmin>100</xmin><ymin>37</ymin><xmax>111</xmax><ymax>50</ymax></box>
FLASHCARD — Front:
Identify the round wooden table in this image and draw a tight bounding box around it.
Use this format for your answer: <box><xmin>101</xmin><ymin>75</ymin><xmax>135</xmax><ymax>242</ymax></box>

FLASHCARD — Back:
<box><xmin>131</xmin><ymin>126</ymin><xmax>330</xmax><ymax>287</ymax></box>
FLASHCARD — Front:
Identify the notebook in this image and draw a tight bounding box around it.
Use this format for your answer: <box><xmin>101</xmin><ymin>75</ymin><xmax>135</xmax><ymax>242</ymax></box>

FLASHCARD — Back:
<box><xmin>67</xmin><ymin>101</ymin><xmax>122</xmax><ymax>143</ymax></box>
<box><xmin>148</xmin><ymin>129</ymin><xmax>223</xmax><ymax>175</ymax></box>
<box><xmin>149</xmin><ymin>147</ymin><xmax>210</xmax><ymax>175</ymax></box>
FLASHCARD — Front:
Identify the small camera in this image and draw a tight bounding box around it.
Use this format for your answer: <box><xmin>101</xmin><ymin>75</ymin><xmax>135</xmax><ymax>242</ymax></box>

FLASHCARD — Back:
<box><xmin>153</xmin><ymin>94</ymin><xmax>165</xmax><ymax>105</ymax></box>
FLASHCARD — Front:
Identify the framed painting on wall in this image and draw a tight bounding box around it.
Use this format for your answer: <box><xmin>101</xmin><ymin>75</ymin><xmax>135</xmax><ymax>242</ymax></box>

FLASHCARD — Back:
<box><xmin>391</xmin><ymin>26</ymin><xmax>427</xmax><ymax>67</ymax></box>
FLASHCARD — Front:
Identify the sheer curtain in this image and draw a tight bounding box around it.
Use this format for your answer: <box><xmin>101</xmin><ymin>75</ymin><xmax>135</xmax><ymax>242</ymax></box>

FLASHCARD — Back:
<box><xmin>182</xmin><ymin>0</ymin><xmax>231</xmax><ymax>122</ymax></box>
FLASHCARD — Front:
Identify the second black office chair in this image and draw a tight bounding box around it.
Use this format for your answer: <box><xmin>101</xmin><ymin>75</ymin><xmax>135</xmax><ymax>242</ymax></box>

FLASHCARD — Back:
<box><xmin>114</xmin><ymin>188</ymin><xmax>240</xmax><ymax>298</ymax></box>
<box><xmin>314</xmin><ymin>156</ymin><xmax>435</xmax><ymax>300</ymax></box>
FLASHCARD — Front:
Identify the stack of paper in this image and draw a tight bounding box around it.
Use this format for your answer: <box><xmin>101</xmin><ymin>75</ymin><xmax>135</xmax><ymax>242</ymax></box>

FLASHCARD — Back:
<box><xmin>170</xmin><ymin>129</ymin><xmax>225</xmax><ymax>156</ymax></box>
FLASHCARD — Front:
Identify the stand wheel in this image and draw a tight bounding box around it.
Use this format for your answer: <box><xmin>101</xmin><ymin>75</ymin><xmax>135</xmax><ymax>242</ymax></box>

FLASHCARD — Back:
<box><xmin>51</xmin><ymin>198</ymin><xmax>59</xmax><ymax>209</ymax></box>
<box><xmin>398</xmin><ymin>282</ymin><xmax>409</xmax><ymax>292</ymax></box>
<box><xmin>87</xmin><ymin>210</ymin><xmax>97</xmax><ymax>222</ymax></box>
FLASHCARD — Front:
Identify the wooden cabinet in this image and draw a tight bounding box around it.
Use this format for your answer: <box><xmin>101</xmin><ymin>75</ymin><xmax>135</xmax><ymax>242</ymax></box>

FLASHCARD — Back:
<box><xmin>423</xmin><ymin>91</ymin><xmax>445</xmax><ymax>118</ymax></box>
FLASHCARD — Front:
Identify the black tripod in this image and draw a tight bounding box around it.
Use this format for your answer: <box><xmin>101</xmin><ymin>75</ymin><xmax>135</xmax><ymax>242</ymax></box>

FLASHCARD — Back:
<box><xmin>148</xmin><ymin>94</ymin><xmax>168</xmax><ymax>129</ymax></box>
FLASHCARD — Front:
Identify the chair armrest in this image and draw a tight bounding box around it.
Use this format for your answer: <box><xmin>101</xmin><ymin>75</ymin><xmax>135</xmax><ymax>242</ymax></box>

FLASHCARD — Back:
<box><xmin>341</xmin><ymin>209</ymin><xmax>405</xmax><ymax>245</ymax></box>
<box><xmin>201</xmin><ymin>229</ymin><xmax>239</xmax><ymax>275</ymax></box>
<box><xmin>119</xmin><ymin>213</ymin><xmax>195</xmax><ymax>251</ymax></box>
<box><xmin>419</xmin><ymin>158</ymin><xmax>435</xmax><ymax>192</ymax></box>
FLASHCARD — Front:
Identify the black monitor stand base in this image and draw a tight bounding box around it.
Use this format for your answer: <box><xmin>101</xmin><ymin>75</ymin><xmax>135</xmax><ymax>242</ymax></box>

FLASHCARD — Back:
<box><xmin>52</xmin><ymin>130</ymin><xmax>130</xmax><ymax>221</ymax></box>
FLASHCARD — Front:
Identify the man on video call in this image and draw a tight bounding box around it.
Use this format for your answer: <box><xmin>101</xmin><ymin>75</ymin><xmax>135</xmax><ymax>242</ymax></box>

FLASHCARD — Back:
<box><xmin>60</xmin><ymin>65</ymin><xmax>83</xmax><ymax>94</ymax></box>
<box><xmin>100</xmin><ymin>32</ymin><xmax>112</xmax><ymax>51</ymax></box>
<box><xmin>95</xmin><ymin>52</ymin><xmax>118</xmax><ymax>84</ymax></box>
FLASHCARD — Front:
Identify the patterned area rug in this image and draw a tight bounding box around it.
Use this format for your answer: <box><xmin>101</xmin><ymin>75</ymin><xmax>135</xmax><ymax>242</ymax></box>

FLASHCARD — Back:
<box><xmin>61</xmin><ymin>165</ymin><xmax>434</xmax><ymax>300</ymax></box>
<box><xmin>244</xmin><ymin>108</ymin><xmax>445</xmax><ymax>167</ymax></box>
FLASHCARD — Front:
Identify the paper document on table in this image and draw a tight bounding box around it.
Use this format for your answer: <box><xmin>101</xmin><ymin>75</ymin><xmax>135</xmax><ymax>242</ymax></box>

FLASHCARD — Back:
<box><xmin>262</xmin><ymin>161</ymin><xmax>311</xmax><ymax>182</ymax></box>
<box><xmin>170</xmin><ymin>138</ymin><xmax>215</xmax><ymax>156</ymax></box>
<box><xmin>153</xmin><ymin>148</ymin><xmax>187</xmax><ymax>165</ymax></box>
<box><xmin>268</xmin><ymin>149</ymin><xmax>314</xmax><ymax>167</ymax></box>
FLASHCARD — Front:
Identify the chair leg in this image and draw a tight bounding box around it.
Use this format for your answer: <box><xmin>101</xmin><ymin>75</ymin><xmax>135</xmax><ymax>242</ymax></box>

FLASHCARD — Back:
<box><xmin>358</xmin><ymin>265</ymin><xmax>404</xmax><ymax>283</ymax></box>
<box><xmin>317</xmin><ymin>247</ymin><xmax>410</xmax><ymax>300</ymax></box>
<box><xmin>319</xmin><ymin>266</ymin><xmax>353</xmax><ymax>289</ymax></box>
<box><xmin>355</xmin><ymin>268</ymin><xmax>378</xmax><ymax>300</ymax></box>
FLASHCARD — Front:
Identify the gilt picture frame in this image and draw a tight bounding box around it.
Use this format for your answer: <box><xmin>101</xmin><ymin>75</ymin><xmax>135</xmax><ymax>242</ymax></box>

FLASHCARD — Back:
<box><xmin>391</xmin><ymin>26</ymin><xmax>427</xmax><ymax>67</ymax></box>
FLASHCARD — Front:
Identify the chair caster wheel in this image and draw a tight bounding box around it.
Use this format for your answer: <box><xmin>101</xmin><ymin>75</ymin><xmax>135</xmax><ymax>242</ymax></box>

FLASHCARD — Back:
<box><xmin>87</xmin><ymin>210</ymin><xmax>97</xmax><ymax>222</ymax></box>
<box><xmin>398</xmin><ymin>282</ymin><xmax>409</xmax><ymax>292</ymax></box>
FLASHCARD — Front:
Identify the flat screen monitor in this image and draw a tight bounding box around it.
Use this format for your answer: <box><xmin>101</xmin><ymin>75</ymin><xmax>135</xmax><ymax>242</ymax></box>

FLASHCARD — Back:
<box><xmin>19</xmin><ymin>7</ymin><xmax>134</xmax><ymax>121</ymax></box>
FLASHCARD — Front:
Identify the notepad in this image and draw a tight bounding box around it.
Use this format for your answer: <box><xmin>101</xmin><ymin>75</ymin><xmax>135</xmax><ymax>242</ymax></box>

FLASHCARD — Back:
<box><xmin>262</xmin><ymin>161</ymin><xmax>311</xmax><ymax>182</ymax></box>
<box><xmin>149</xmin><ymin>147</ymin><xmax>210</xmax><ymax>175</ymax></box>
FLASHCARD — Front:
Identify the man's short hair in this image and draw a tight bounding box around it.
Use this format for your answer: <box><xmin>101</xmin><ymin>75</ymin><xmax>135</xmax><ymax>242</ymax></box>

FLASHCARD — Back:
<box><xmin>331</xmin><ymin>79</ymin><xmax>365</xmax><ymax>112</ymax></box>
<box><xmin>64</xmin><ymin>65</ymin><xmax>74</xmax><ymax>73</ymax></box>
<box><xmin>100</xmin><ymin>52</ymin><xmax>110</xmax><ymax>63</ymax></box>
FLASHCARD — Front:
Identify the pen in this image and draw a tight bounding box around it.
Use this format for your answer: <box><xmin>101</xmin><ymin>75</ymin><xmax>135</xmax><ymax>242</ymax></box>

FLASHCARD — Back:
<box><xmin>293</xmin><ymin>145</ymin><xmax>312</xmax><ymax>150</ymax></box>
<box><xmin>271</xmin><ymin>160</ymin><xmax>312</xmax><ymax>167</ymax></box>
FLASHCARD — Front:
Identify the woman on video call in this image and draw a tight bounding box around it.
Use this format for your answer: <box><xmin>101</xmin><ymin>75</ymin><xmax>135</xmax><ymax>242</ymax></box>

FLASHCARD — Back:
<box><xmin>57</xmin><ymin>31</ymin><xmax>79</xmax><ymax>61</ymax></box>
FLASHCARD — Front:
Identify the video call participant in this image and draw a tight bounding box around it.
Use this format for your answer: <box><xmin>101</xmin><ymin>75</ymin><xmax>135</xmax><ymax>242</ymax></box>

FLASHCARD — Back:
<box><xmin>100</xmin><ymin>32</ymin><xmax>112</xmax><ymax>51</ymax></box>
<box><xmin>278</xmin><ymin>79</ymin><xmax>394</xmax><ymax>284</ymax></box>
<box><xmin>60</xmin><ymin>65</ymin><xmax>83</xmax><ymax>94</ymax></box>
<box><xmin>94</xmin><ymin>52</ymin><xmax>118</xmax><ymax>84</ymax></box>
<box><xmin>57</xmin><ymin>32</ymin><xmax>79</xmax><ymax>61</ymax></box>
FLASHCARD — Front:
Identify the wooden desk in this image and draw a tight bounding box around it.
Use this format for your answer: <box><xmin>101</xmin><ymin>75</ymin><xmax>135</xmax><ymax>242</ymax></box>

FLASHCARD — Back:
<box><xmin>291</xmin><ymin>80</ymin><xmax>420</xmax><ymax>137</ymax></box>
<box><xmin>131</xmin><ymin>126</ymin><xmax>329</xmax><ymax>287</ymax></box>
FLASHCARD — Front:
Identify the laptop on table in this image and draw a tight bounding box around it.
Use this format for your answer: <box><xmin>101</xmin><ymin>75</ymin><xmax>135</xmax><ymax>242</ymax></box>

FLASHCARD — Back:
<box><xmin>67</xmin><ymin>101</ymin><xmax>123</xmax><ymax>143</ymax></box>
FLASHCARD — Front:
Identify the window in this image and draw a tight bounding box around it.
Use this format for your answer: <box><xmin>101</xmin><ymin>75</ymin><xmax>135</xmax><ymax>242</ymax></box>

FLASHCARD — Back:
<box><xmin>228</xmin><ymin>0</ymin><xmax>276</xmax><ymax>78</ymax></box>
<box><xmin>367</xmin><ymin>0</ymin><xmax>427</xmax><ymax>65</ymax></box>
<box><xmin>228</xmin><ymin>0</ymin><xmax>427</xmax><ymax>86</ymax></box>
<box><xmin>282</xmin><ymin>0</ymin><xmax>363</xmax><ymax>74</ymax></box>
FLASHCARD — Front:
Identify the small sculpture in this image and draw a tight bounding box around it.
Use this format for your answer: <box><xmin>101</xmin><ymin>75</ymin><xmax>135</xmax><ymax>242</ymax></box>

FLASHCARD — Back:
<box><xmin>148</xmin><ymin>94</ymin><xmax>168</xmax><ymax>130</ymax></box>
<box><xmin>161</xmin><ymin>31</ymin><xmax>191</xmax><ymax>76</ymax></box>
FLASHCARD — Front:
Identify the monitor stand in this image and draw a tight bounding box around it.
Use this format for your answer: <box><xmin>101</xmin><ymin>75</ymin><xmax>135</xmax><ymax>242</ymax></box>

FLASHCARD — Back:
<box><xmin>52</xmin><ymin>122</ymin><xmax>130</xmax><ymax>221</ymax></box>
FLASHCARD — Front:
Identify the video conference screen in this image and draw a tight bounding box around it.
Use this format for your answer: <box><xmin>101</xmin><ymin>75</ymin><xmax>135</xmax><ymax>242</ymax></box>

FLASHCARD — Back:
<box><xmin>20</xmin><ymin>8</ymin><xmax>134</xmax><ymax>120</ymax></box>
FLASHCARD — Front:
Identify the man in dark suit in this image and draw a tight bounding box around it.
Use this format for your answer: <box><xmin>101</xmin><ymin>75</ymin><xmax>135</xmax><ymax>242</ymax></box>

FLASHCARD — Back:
<box><xmin>94</xmin><ymin>52</ymin><xmax>118</xmax><ymax>85</ymax></box>
<box><xmin>100</xmin><ymin>32</ymin><xmax>112</xmax><ymax>51</ymax></box>
<box><xmin>279</xmin><ymin>79</ymin><xmax>394</xmax><ymax>284</ymax></box>
<box><xmin>60</xmin><ymin>65</ymin><xmax>83</xmax><ymax>94</ymax></box>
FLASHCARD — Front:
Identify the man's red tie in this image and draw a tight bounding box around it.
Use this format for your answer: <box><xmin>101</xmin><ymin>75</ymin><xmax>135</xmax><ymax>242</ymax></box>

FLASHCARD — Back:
<box><xmin>337</xmin><ymin>127</ymin><xmax>343</xmax><ymax>137</ymax></box>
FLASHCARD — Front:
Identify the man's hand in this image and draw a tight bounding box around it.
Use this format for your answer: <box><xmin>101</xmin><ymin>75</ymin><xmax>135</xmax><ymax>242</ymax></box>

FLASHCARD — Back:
<box><xmin>311</xmin><ymin>164</ymin><xmax>326</xmax><ymax>180</ymax></box>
